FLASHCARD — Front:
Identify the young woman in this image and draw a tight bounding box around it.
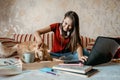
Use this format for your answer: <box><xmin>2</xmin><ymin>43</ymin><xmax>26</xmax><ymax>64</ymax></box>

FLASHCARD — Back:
<box><xmin>34</xmin><ymin>11</ymin><xmax>88</xmax><ymax>62</ymax></box>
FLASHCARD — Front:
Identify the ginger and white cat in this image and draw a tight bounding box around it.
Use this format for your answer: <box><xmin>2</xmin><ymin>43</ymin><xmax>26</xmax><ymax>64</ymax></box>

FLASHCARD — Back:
<box><xmin>0</xmin><ymin>42</ymin><xmax>52</xmax><ymax>61</ymax></box>
<box><xmin>0</xmin><ymin>43</ymin><xmax>17</xmax><ymax>58</ymax></box>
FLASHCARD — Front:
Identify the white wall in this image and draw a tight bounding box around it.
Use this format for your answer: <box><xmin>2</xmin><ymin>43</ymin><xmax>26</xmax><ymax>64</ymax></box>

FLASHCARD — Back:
<box><xmin>0</xmin><ymin>0</ymin><xmax>120</xmax><ymax>38</ymax></box>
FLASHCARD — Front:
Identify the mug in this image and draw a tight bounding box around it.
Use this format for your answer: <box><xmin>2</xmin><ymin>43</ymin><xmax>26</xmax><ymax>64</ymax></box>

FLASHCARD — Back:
<box><xmin>22</xmin><ymin>52</ymin><xmax>35</xmax><ymax>63</ymax></box>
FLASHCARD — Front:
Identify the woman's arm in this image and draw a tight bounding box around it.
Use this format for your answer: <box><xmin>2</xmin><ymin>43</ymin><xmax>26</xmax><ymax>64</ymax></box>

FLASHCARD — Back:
<box><xmin>34</xmin><ymin>26</ymin><xmax>51</xmax><ymax>43</ymax></box>
<box><xmin>77</xmin><ymin>44</ymin><xmax>88</xmax><ymax>62</ymax></box>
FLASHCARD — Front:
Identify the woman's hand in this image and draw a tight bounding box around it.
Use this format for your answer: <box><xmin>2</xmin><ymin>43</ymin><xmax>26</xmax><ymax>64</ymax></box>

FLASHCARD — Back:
<box><xmin>35</xmin><ymin>41</ymin><xmax>42</xmax><ymax>49</ymax></box>
<box><xmin>79</xmin><ymin>56</ymin><xmax>88</xmax><ymax>63</ymax></box>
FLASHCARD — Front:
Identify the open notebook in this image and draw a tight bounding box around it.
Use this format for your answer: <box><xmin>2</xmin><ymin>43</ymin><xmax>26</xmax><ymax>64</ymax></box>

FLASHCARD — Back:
<box><xmin>0</xmin><ymin>57</ymin><xmax>22</xmax><ymax>75</ymax></box>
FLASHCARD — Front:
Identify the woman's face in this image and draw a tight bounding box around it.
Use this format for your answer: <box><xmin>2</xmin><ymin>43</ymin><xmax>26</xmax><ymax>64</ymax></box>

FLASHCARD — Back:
<box><xmin>62</xmin><ymin>17</ymin><xmax>73</xmax><ymax>32</ymax></box>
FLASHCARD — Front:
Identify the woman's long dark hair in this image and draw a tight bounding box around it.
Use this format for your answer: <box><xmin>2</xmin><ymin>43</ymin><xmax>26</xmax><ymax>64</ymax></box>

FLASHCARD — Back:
<box><xmin>63</xmin><ymin>11</ymin><xmax>82</xmax><ymax>52</ymax></box>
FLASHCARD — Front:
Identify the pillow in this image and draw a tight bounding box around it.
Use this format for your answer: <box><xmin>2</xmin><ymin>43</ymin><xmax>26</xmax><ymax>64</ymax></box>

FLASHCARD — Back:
<box><xmin>86</xmin><ymin>41</ymin><xmax>95</xmax><ymax>52</ymax></box>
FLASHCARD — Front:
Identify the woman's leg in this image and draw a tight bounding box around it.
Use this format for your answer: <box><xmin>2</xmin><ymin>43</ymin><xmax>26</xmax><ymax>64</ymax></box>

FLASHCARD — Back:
<box><xmin>49</xmin><ymin>52</ymin><xmax>62</xmax><ymax>58</ymax></box>
<box><xmin>50</xmin><ymin>52</ymin><xmax>73</xmax><ymax>60</ymax></box>
<box><xmin>83</xmin><ymin>48</ymin><xmax>90</xmax><ymax>56</ymax></box>
<box><xmin>50</xmin><ymin>48</ymin><xmax>90</xmax><ymax>60</ymax></box>
<box><xmin>61</xmin><ymin>52</ymin><xmax>73</xmax><ymax>60</ymax></box>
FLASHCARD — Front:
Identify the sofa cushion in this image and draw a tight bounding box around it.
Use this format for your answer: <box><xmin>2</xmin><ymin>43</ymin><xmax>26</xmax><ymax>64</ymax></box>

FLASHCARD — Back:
<box><xmin>86</xmin><ymin>41</ymin><xmax>95</xmax><ymax>52</ymax></box>
<box><xmin>80</xmin><ymin>36</ymin><xmax>95</xmax><ymax>48</ymax></box>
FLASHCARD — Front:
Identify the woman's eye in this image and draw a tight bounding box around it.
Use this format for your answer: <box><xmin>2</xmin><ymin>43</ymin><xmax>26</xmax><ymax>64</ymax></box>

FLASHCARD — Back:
<box><xmin>65</xmin><ymin>22</ymin><xmax>67</xmax><ymax>25</ymax></box>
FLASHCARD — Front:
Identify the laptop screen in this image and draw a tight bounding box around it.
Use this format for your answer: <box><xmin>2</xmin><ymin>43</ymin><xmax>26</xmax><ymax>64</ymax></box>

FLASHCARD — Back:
<box><xmin>85</xmin><ymin>36</ymin><xmax>120</xmax><ymax>66</ymax></box>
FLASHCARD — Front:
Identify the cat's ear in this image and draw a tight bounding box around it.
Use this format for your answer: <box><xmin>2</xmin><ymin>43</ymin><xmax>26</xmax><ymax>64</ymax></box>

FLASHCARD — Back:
<box><xmin>12</xmin><ymin>44</ymin><xmax>18</xmax><ymax>49</ymax></box>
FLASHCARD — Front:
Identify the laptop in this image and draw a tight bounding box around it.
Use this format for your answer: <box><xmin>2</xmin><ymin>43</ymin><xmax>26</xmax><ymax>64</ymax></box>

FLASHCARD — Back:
<box><xmin>85</xmin><ymin>36</ymin><xmax>120</xmax><ymax>66</ymax></box>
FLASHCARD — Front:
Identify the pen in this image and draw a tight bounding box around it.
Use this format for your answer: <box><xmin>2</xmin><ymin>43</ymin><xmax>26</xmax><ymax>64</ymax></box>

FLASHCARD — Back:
<box><xmin>4</xmin><ymin>61</ymin><xmax>12</xmax><ymax>65</ymax></box>
<box><xmin>46</xmin><ymin>71</ymin><xmax>56</xmax><ymax>75</ymax></box>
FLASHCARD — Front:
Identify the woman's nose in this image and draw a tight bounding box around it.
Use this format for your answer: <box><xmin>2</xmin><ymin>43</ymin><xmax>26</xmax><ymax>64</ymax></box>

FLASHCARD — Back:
<box><xmin>65</xmin><ymin>25</ymin><xmax>69</xmax><ymax>30</ymax></box>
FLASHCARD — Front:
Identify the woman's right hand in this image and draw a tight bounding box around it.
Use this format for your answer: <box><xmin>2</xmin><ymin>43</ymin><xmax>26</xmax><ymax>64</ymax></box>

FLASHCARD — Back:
<box><xmin>79</xmin><ymin>56</ymin><xmax>88</xmax><ymax>63</ymax></box>
<box><xmin>36</xmin><ymin>41</ymin><xmax>42</xmax><ymax>49</ymax></box>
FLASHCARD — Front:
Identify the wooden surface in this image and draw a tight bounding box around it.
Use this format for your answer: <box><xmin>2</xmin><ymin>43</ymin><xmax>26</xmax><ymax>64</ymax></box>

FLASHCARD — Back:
<box><xmin>10</xmin><ymin>54</ymin><xmax>63</xmax><ymax>70</ymax></box>
<box><xmin>22</xmin><ymin>59</ymin><xmax>63</xmax><ymax>70</ymax></box>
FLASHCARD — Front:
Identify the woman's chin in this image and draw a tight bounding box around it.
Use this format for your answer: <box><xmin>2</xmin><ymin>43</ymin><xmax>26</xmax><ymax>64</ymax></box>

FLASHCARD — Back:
<box><xmin>63</xmin><ymin>29</ymin><xmax>68</xmax><ymax>32</ymax></box>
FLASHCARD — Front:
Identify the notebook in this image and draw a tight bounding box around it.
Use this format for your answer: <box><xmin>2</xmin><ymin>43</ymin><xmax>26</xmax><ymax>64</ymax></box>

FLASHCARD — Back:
<box><xmin>85</xmin><ymin>36</ymin><xmax>120</xmax><ymax>66</ymax></box>
<box><xmin>0</xmin><ymin>57</ymin><xmax>22</xmax><ymax>75</ymax></box>
<box><xmin>60</xmin><ymin>68</ymin><xmax>98</xmax><ymax>78</ymax></box>
<box><xmin>52</xmin><ymin>64</ymin><xmax>92</xmax><ymax>74</ymax></box>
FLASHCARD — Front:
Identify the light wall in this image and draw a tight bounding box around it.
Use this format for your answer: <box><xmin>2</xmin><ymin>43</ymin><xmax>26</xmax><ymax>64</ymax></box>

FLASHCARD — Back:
<box><xmin>0</xmin><ymin>0</ymin><xmax>120</xmax><ymax>38</ymax></box>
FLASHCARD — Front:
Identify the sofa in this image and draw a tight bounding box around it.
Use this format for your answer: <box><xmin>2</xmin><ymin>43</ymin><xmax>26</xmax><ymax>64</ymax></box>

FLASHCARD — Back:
<box><xmin>0</xmin><ymin>32</ymin><xmax>120</xmax><ymax>58</ymax></box>
<box><xmin>12</xmin><ymin>32</ymin><xmax>95</xmax><ymax>51</ymax></box>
